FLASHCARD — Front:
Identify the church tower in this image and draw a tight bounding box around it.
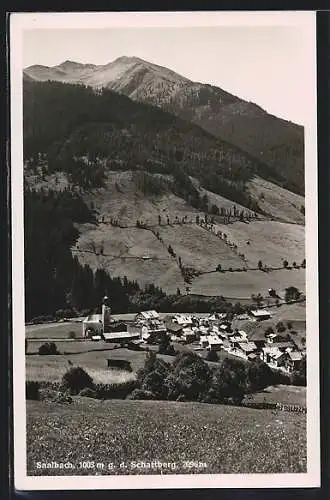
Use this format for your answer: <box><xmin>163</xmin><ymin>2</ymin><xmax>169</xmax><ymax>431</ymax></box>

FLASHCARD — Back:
<box><xmin>102</xmin><ymin>296</ymin><xmax>111</xmax><ymax>333</ymax></box>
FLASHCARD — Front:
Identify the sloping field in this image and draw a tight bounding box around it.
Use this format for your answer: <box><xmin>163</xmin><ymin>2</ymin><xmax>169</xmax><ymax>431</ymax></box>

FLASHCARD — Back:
<box><xmin>73</xmin><ymin>224</ymin><xmax>170</xmax><ymax>259</ymax></box>
<box><xmin>247</xmin><ymin>176</ymin><xmax>305</xmax><ymax>225</ymax></box>
<box><xmin>26</xmin><ymin>398</ymin><xmax>306</xmax><ymax>475</ymax></box>
<box><xmin>158</xmin><ymin>224</ymin><xmax>242</xmax><ymax>272</ymax></box>
<box><xmin>26</xmin><ymin>346</ymin><xmax>149</xmax><ymax>381</ymax></box>
<box><xmin>214</xmin><ymin>220</ymin><xmax>305</xmax><ymax>268</ymax></box>
<box><xmin>189</xmin><ymin>176</ymin><xmax>257</xmax><ymax>217</ymax></box>
<box><xmin>244</xmin><ymin>385</ymin><xmax>306</xmax><ymax>407</ymax></box>
<box><xmin>83</xmin><ymin>171</ymin><xmax>201</xmax><ymax>226</ymax></box>
<box><xmin>26</xmin><ymin>322</ymin><xmax>83</xmax><ymax>339</ymax></box>
<box><xmin>190</xmin><ymin>269</ymin><xmax>305</xmax><ymax>299</ymax></box>
<box><xmin>72</xmin><ymin>224</ymin><xmax>186</xmax><ymax>294</ymax></box>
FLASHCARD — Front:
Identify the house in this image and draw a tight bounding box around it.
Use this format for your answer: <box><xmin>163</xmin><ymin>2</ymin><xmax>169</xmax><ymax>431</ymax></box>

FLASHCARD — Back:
<box><xmin>172</xmin><ymin>314</ymin><xmax>193</xmax><ymax>326</ymax></box>
<box><xmin>250</xmin><ymin>309</ymin><xmax>271</xmax><ymax>321</ymax></box>
<box><xmin>102</xmin><ymin>323</ymin><xmax>140</xmax><ymax>343</ymax></box>
<box><xmin>166</xmin><ymin>322</ymin><xmax>183</xmax><ymax>336</ymax></box>
<box><xmin>271</xmin><ymin>341</ymin><xmax>295</xmax><ymax>351</ymax></box>
<box><xmin>103</xmin><ymin>330</ymin><xmax>140</xmax><ymax>343</ymax></box>
<box><xmin>283</xmin><ymin>351</ymin><xmax>303</xmax><ymax>373</ymax></box>
<box><xmin>236</xmin><ymin>342</ymin><xmax>257</xmax><ymax>357</ymax></box>
<box><xmin>248</xmin><ymin>330</ymin><xmax>267</xmax><ymax>350</ymax></box>
<box><xmin>207</xmin><ymin>336</ymin><xmax>223</xmax><ymax>351</ymax></box>
<box><xmin>135</xmin><ymin>310</ymin><xmax>160</xmax><ymax>322</ymax></box>
<box><xmin>222</xmin><ymin>338</ymin><xmax>231</xmax><ymax>350</ymax></box>
<box><xmin>228</xmin><ymin>330</ymin><xmax>247</xmax><ymax>343</ymax></box>
<box><xmin>261</xmin><ymin>346</ymin><xmax>286</xmax><ymax>368</ymax></box>
<box><xmin>140</xmin><ymin>322</ymin><xmax>167</xmax><ymax>344</ymax></box>
<box><xmin>82</xmin><ymin>314</ymin><xmax>103</xmax><ymax>338</ymax></box>
<box><xmin>199</xmin><ymin>335</ymin><xmax>209</xmax><ymax>348</ymax></box>
<box><xmin>182</xmin><ymin>328</ymin><xmax>196</xmax><ymax>343</ymax></box>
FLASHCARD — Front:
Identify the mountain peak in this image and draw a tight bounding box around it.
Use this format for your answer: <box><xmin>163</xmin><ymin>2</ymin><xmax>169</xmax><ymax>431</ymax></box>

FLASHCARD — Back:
<box><xmin>56</xmin><ymin>60</ymin><xmax>85</xmax><ymax>70</ymax></box>
<box><xmin>113</xmin><ymin>56</ymin><xmax>145</xmax><ymax>64</ymax></box>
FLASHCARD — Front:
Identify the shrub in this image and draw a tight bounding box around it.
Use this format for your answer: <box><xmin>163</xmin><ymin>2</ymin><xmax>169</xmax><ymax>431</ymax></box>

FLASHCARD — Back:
<box><xmin>38</xmin><ymin>342</ymin><xmax>59</xmax><ymax>355</ymax></box>
<box><xmin>276</xmin><ymin>322</ymin><xmax>286</xmax><ymax>333</ymax></box>
<box><xmin>170</xmin><ymin>352</ymin><xmax>212</xmax><ymax>402</ymax></box>
<box><xmin>247</xmin><ymin>359</ymin><xmax>273</xmax><ymax>392</ymax></box>
<box><xmin>158</xmin><ymin>336</ymin><xmax>176</xmax><ymax>355</ymax></box>
<box><xmin>53</xmin><ymin>391</ymin><xmax>73</xmax><ymax>404</ymax></box>
<box><xmin>61</xmin><ymin>366</ymin><xmax>94</xmax><ymax>395</ymax></box>
<box><xmin>265</xmin><ymin>326</ymin><xmax>274</xmax><ymax>337</ymax></box>
<box><xmin>206</xmin><ymin>350</ymin><xmax>219</xmax><ymax>362</ymax></box>
<box><xmin>68</xmin><ymin>331</ymin><xmax>76</xmax><ymax>339</ymax></box>
<box><xmin>211</xmin><ymin>358</ymin><xmax>248</xmax><ymax>405</ymax></box>
<box><xmin>94</xmin><ymin>381</ymin><xmax>138</xmax><ymax>399</ymax></box>
<box><xmin>79</xmin><ymin>387</ymin><xmax>99</xmax><ymax>399</ymax></box>
<box><xmin>26</xmin><ymin>381</ymin><xmax>40</xmax><ymax>400</ymax></box>
<box><xmin>127</xmin><ymin>389</ymin><xmax>155</xmax><ymax>400</ymax></box>
<box><xmin>285</xmin><ymin>286</ymin><xmax>301</xmax><ymax>302</ymax></box>
<box><xmin>142</xmin><ymin>371</ymin><xmax>167</xmax><ymax>399</ymax></box>
<box><xmin>287</xmin><ymin>322</ymin><xmax>293</xmax><ymax>330</ymax></box>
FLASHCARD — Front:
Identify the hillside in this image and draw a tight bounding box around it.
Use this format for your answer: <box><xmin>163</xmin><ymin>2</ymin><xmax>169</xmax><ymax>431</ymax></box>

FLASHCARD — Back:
<box><xmin>24</xmin><ymin>57</ymin><xmax>305</xmax><ymax>195</ymax></box>
<box><xmin>23</xmin><ymin>80</ymin><xmax>305</xmax><ymax>314</ymax></box>
<box><xmin>23</xmin><ymin>79</ymin><xmax>272</xmax><ymax>213</ymax></box>
<box><xmin>27</xmin><ymin>398</ymin><xmax>306</xmax><ymax>475</ymax></box>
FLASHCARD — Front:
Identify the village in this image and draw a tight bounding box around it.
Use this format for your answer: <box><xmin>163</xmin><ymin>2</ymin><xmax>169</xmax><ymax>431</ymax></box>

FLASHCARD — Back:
<box><xmin>82</xmin><ymin>296</ymin><xmax>305</xmax><ymax>375</ymax></box>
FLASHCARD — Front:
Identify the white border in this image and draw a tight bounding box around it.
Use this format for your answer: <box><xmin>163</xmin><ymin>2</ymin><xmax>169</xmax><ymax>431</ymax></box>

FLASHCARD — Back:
<box><xmin>10</xmin><ymin>11</ymin><xmax>320</xmax><ymax>491</ymax></box>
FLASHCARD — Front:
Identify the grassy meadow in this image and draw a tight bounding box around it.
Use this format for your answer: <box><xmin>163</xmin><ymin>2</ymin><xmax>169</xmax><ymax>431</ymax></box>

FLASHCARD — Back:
<box><xmin>26</xmin><ymin>398</ymin><xmax>307</xmax><ymax>475</ymax></box>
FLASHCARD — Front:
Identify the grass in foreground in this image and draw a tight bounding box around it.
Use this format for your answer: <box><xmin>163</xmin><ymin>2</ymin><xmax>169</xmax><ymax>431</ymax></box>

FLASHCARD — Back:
<box><xmin>26</xmin><ymin>398</ymin><xmax>306</xmax><ymax>476</ymax></box>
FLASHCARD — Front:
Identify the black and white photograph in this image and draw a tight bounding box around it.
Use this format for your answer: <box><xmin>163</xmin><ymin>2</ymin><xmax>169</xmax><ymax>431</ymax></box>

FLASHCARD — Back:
<box><xmin>10</xmin><ymin>11</ymin><xmax>320</xmax><ymax>490</ymax></box>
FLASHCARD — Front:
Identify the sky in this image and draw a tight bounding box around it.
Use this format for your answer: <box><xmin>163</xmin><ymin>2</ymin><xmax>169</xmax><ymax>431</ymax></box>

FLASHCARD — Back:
<box><xmin>22</xmin><ymin>22</ymin><xmax>314</xmax><ymax>126</ymax></box>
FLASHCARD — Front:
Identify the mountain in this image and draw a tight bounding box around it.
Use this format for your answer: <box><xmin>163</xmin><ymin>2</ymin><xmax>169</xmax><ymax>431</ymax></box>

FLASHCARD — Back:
<box><xmin>24</xmin><ymin>57</ymin><xmax>305</xmax><ymax>195</ymax></box>
<box><xmin>23</xmin><ymin>79</ymin><xmax>273</xmax><ymax>213</ymax></box>
<box><xmin>23</xmin><ymin>80</ymin><xmax>305</xmax><ymax>317</ymax></box>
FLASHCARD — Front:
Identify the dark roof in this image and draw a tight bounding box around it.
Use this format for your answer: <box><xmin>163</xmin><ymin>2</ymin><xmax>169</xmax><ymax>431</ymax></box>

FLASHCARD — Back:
<box><xmin>166</xmin><ymin>322</ymin><xmax>183</xmax><ymax>333</ymax></box>
<box><xmin>249</xmin><ymin>330</ymin><xmax>267</xmax><ymax>342</ymax></box>
<box><xmin>272</xmin><ymin>341</ymin><xmax>294</xmax><ymax>350</ymax></box>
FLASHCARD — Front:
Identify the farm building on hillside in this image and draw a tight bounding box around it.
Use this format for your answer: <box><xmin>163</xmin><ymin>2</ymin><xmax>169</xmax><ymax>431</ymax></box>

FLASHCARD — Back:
<box><xmin>250</xmin><ymin>309</ymin><xmax>272</xmax><ymax>321</ymax></box>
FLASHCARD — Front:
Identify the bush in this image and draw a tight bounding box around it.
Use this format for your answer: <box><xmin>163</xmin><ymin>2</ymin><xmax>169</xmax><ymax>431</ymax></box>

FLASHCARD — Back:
<box><xmin>79</xmin><ymin>387</ymin><xmax>99</xmax><ymax>398</ymax></box>
<box><xmin>127</xmin><ymin>389</ymin><xmax>155</xmax><ymax>400</ymax></box>
<box><xmin>53</xmin><ymin>391</ymin><xmax>73</xmax><ymax>404</ymax></box>
<box><xmin>276</xmin><ymin>322</ymin><xmax>286</xmax><ymax>333</ymax></box>
<box><xmin>247</xmin><ymin>359</ymin><xmax>273</xmax><ymax>392</ymax></box>
<box><xmin>211</xmin><ymin>358</ymin><xmax>248</xmax><ymax>405</ymax></box>
<box><xmin>170</xmin><ymin>352</ymin><xmax>212</xmax><ymax>402</ymax></box>
<box><xmin>38</xmin><ymin>342</ymin><xmax>59</xmax><ymax>355</ymax></box>
<box><xmin>68</xmin><ymin>331</ymin><xmax>76</xmax><ymax>339</ymax></box>
<box><xmin>94</xmin><ymin>381</ymin><xmax>138</xmax><ymax>399</ymax></box>
<box><xmin>26</xmin><ymin>381</ymin><xmax>40</xmax><ymax>400</ymax></box>
<box><xmin>61</xmin><ymin>366</ymin><xmax>94</xmax><ymax>395</ymax></box>
<box><xmin>206</xmin><ymin>350</ymin><xmax>219</xmax><ymax>362</ymax></box>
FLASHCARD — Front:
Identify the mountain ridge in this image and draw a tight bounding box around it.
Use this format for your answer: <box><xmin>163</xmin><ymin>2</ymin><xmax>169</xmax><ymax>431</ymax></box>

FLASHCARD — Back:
<box><xmin>24</xmin><ymin>56</ymin><xmax>305</xmax><ymax>195</ymax></box>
